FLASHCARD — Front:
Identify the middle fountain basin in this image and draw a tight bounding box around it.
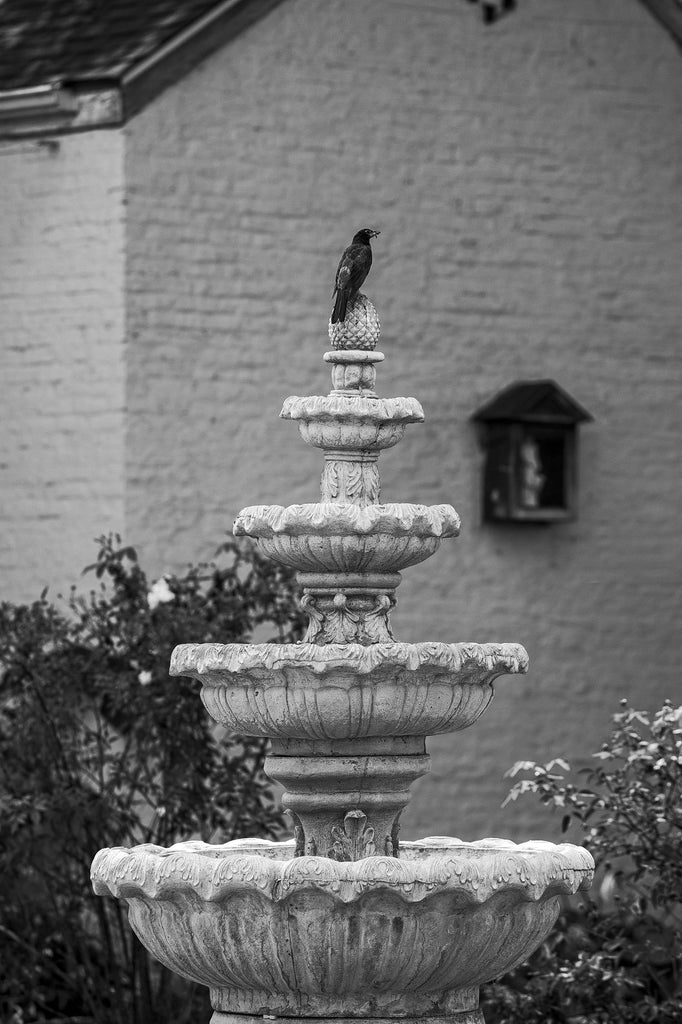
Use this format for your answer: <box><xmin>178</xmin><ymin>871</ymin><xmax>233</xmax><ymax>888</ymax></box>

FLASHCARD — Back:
<box><xmin>233</xmin><ymin>502</ymin><xmax>461</xmax><ymax>573</ymax></box>
<box><xmin>92</xmin><ymin>836</ymin><xmax>594</xmax><ymax>1019</ymax></box>
<box><xmin>170</xmin><ymin>641</ymin><xmax>528</xmax><ymax>740</ymax></box>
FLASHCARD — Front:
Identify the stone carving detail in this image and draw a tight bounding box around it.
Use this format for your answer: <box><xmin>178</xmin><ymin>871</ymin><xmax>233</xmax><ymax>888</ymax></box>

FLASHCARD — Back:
<box><xmin>280</xmin><ymin>394</ymin><xmax>424</xmax><ymax>454</ymax></box>
<box><xmin>386</xmin><ymin>817</ymin><xmax>401</xmax><ymax>858</ymax></box>
<box><xmin>300</xmin><ymin>591</ymin><xmax>395</xmax><ymax>645</ymax></box>
<box><xmin>292</xmin><ymin>815</ymin><xmax>318</xmax><ymax>858</ymax></box>
<box><xmin>298</xmin><ymin>593</ymin><xmax>325</xmax><ymax>642</ymax></box>
<box><xmin>328</xmin><ymin>810</ymin><xmax>377</xmax><ymax>861</ymax></box>
<box><xmin>293</xmin><ymin>816</ymin><xmax>304</xmax><ymax>857</ymax></box>
<box><xmin>171</xmin><ymin>638</ymin><xmax>529</xmax><ymax>679</ymax></box>
<box><xmin>328</xmin><ymin>292</ymin><xmax>381</xmax><ymax>350</ymax></box>
<box><xmin>296</xmin><ymin>811</ymin><xmax>400</xmax><ymax>862</ymax></box>
<box><xmin>321</xmin><ymin>457</ymin><xmax>380</xmax><ymax>505</ymax></box>
<box><xmin>365</xmin><ymin>594</ymin><xmax>395</xmax><ymax>641</ymax></box>
<box><xmin>258</xmin><ymin>532</ymin><xmax>442</xmax><ymax>573</ymax></box>
<box><xmin>92</xmin><ymin>837</ymin><xmax>594</xmax><ymax>905</ymax></box>
<box><xmin>281</xmin><ymin>393</ymin><xmax>424</xmax><ymax>423</ymax></box>
<box><xmin>235</xmin><ymin>501</ymin><xmax>459</xmax><ymax>537</ymax></box>
<box><xmin>329</xmin><ymin>361</ymin><xmax>376</xmax><ymax>393</ymax></box>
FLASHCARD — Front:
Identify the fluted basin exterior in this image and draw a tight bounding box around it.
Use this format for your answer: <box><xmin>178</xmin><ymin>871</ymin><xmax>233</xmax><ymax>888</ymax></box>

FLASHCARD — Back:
<box><xmin>91</xmin><ymin>837</ymin><xmax>594</xmax><ymax>1018</ymax></box>
<box><xmin>169</xmin><ymin>641</ymin><xmax>528</xmax><ymax>740</ymax></box>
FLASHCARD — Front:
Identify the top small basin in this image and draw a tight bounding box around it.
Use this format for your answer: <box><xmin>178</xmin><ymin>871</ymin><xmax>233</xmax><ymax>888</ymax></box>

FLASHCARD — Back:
<box><xmin>281</xmin><ymin>394</ymin><xmax>424</xmax><ymax>451</ymax></box>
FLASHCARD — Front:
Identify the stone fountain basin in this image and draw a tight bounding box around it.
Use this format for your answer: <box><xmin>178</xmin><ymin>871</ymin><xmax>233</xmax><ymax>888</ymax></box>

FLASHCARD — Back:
<box><xmin>233</xmin><ymin>502</ymin><xmax>460</xmax><ymax>573</ymax></box>
<box><xmin>280</xmin><ymin>394</ymin><xmax>425</xmax><ymax>451</ymax></box>
<box><xmin>91</xmin><ymin>836</ymin><xmax>594</xmax><ymax>1018</ymax></box>
<box><xmin>170</xmin><ymin>641</ymin><xmax>528</xmax><ymax>740</ymax></box>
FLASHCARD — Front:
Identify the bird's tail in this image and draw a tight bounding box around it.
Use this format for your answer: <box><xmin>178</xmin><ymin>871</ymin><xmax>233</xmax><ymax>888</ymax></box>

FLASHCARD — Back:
<box><xmin>331</xmin><ymin>289</ymin><xmax>348</xmax><ymax>324</ymax></box>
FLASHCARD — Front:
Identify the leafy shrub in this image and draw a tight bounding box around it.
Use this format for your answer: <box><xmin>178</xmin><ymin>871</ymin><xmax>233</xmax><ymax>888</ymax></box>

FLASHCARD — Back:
<box><xmin>481</xmin><ymin>701</ymin><xmax>682</xmax><ymax>1023</ymax></box>
<box><xmin>0</xmin><ymin>536</ymin><xmax>305</xmax><ymax>1024</ymax></box>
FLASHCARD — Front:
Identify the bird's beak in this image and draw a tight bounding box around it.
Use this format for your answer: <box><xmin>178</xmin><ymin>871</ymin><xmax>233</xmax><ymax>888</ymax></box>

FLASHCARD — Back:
<box><xmin>371</xmin><ymin>230</ymin><xmax>381</xmax><ymax>238</ymax></box>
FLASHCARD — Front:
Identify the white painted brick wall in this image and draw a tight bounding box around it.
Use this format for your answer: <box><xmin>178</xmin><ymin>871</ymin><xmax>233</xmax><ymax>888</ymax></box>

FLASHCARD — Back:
<box><xmin>124</xmin><ymin>0</ymin><xmax>682</xmax><ymax>840</ymax></box>
<box><xmin>0</xmin><ymin>131</ymin><xmax>126</xmax><ymax>603</ymax></box>
<box><xmin>1</xmin><ymin>0</ymin><xmax>679</xmax><ymax>842</ymax></box>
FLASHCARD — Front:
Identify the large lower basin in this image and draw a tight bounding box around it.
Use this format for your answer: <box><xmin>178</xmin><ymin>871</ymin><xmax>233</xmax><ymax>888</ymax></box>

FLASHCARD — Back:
<box><xmin>92</xmin><ymin>836</ymin><xmax>593</xmax><ymax>1019</ymax></box>
<box><xmin>169</xmin><ymin>641</ymin><xmax>529</xmax><ymax>740</ymax></box>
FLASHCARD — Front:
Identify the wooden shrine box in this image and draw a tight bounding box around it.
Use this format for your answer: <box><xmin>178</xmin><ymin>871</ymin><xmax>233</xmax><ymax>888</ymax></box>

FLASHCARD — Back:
<box><xmin>472</xmin><ymin>380</ymin><xmax>593</xmax><ymax>524</ymax></box>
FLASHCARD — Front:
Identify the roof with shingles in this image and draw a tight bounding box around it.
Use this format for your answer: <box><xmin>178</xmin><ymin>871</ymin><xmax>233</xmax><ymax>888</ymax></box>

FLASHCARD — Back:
<box><xmin>472</xmin><ymin>381</ymin><xmax>593</xmax><ymax>424</ymax></box>
<box><xmin>0</xmin><ymin>0</ymin><xmax>227</xmax><ymax>90</ymax></box>
<box><xmin>0</xmin><ymin>0</ymin><xmax>678</xmax><ymax>96</ymax></box>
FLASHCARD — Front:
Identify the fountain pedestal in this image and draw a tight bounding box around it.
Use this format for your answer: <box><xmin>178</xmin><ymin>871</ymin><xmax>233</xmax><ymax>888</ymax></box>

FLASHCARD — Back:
<box><xmin>267</xmin><ymin>735</ymin><xmax>429</xmax><ymax>858</ymax></box>
<box><xmin>91</xmin><ymin>292</ymin><xmax>593</xmax><ymax>1022</ymax></box>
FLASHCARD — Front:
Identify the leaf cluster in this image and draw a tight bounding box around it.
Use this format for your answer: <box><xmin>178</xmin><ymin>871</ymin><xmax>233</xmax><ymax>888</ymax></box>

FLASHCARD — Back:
<box><xmin>0</xmin><ymin>535</ymin><xmax>304</xmax><ymax>1024</ymax></box>
<box><xmin>483</xmin><ymin>701</ymin><xmax>682</xmax><ymax>1022</ymax></box>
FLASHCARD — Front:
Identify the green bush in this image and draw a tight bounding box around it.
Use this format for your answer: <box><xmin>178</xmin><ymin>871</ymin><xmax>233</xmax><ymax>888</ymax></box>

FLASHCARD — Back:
<box><xmin>481</xmin><ymin>701</ymin><xmax>682</xmax><ymax>1023</ymax></box>
<box><xmin>0</xmin><ymin>536</ymin><xmax>305</xmax><ymax>1024</ymax></box>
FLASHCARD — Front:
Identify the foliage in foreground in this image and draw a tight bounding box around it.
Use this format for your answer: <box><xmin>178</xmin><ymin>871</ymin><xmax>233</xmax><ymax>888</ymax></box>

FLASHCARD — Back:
<box><xmin>481</xmin><ymin>701</ymin><xmax>682</xmax><ymax>1023</ymax></box>
<box><xmin>0</xmin><ymin>536</ymin><xmax>304</xmax><ymax>1024</ymax></box>
<box><xmin>2</xmin><ymin>537</ymin><xmax>681</xmax><ymax>1024</ymax></box>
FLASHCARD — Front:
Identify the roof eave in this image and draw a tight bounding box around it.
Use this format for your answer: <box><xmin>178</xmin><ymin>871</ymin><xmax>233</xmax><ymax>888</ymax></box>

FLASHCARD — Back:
<box><xmin>0</xmin><ymin>81</ymin><xmax>123</xmax><ymax>137</ymax></box>
<box><xmin>472</xmin><ymin>380</ymin><xmax>594</xmax><ymax>425</ymax></box>
<box><xmin>120</xmin><ymin>0</ymin><xmax>286</xmax><ymax>119</ymax></box>
<box><xmin>0</xmin><ymin>0</ymin><xmax>285</xmax><ymax>136</ymax></box>
<box><xmin>638</xmin><ymin>0</ymin><xmax>682</xmax><ymax>48</ymax></box>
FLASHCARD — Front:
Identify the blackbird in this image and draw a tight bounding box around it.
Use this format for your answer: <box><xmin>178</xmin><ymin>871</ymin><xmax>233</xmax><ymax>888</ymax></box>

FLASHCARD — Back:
<box><xmin>331</xmin><ymin>228</ymin><xmax>380</xmax><ymax>324</ymax></box>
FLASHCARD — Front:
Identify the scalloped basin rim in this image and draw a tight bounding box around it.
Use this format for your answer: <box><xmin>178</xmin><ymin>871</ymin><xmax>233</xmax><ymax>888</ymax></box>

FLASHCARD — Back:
<box><xmin>91</xmin><ymin>835</ymin><xmax>594</xmax><ymax>905</ymax></box>
<box><xmin>100</xmin><ymin>835</ymin><xmax>588</xmax><ymax>855</ymax></box>
<box><xmin>281</xmin><ymin>395</ymin><xmax>425</xmax><ymax>423</ymax></box>
<box><xmin>169</xmin><ymin>640</ymin><xmax>530</xmax><ymax>678</ymax></box>
<box><xmin>233</xmin><ymin>502</ymin><xmax>461</xmax><ymax>538</ymax></box>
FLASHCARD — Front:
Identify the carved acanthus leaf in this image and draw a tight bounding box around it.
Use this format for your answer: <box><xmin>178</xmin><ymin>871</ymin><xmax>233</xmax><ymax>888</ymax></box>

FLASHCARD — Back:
<box><xmin>362</xmin><ymin>594</ymin><xmax>395</xmax><ymax>643</ymax></box>
<box><xmin>345</xmin><ymin>462</ymin><xmax>363</xmax><ymax>500</ymax></box>
<box><xmin>325</xmin><ymin>602</ymin><xmax>360</xmax><ymax>644</ymax></box>
<box><xmin>299</xmin><ymin>594</ymin><xmax>326</xmax><ymax>643</ymax></box>
<box><xmin>300</xmin><ymin>592</ymin><xmax>394</xmax><ymax>645</ymax></box>
<box><xmin>320</xmin><ymin>461</ymin><xmax>380</xmax><ymax>504</ymax></box>
<box><xmin>328</xmin><ymin>811</ymin><xmax>377</xmax><ymax>862</ymax></box>
<box><xmin>292</xmin><ymin>815</ymin><xmax>305</xmax><ymax>858</ymax></box>
<box><xmin>321</xmin><ymin>461</ymin><xmax>340</xmax><ymax>500</ymax></box>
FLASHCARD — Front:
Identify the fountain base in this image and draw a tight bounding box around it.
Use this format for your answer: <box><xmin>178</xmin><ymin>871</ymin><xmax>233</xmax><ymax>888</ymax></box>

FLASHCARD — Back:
<box><xmin>210</xmin><ymin>984</ymin><xmax>482</xmax><ymax>1020</ymax></box>
<box><xmin>212</xmin><ymin>1011</ymin><xmax>484</xmax><ymax>1023</ymax></box>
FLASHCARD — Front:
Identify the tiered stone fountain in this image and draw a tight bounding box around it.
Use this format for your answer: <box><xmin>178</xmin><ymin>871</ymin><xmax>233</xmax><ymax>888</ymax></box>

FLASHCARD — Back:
<box><xmin>92</xmin><ymin>293</ymin><xmax>593</xmax><ymax>1024</ymax></box>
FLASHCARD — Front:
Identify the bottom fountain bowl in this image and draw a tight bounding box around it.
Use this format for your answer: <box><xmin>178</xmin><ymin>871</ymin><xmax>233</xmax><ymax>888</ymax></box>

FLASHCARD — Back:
<box><xmin>92</xmin><ymin>835</ymin><xmax>593</xmax><ymax>1023</ymax></box>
